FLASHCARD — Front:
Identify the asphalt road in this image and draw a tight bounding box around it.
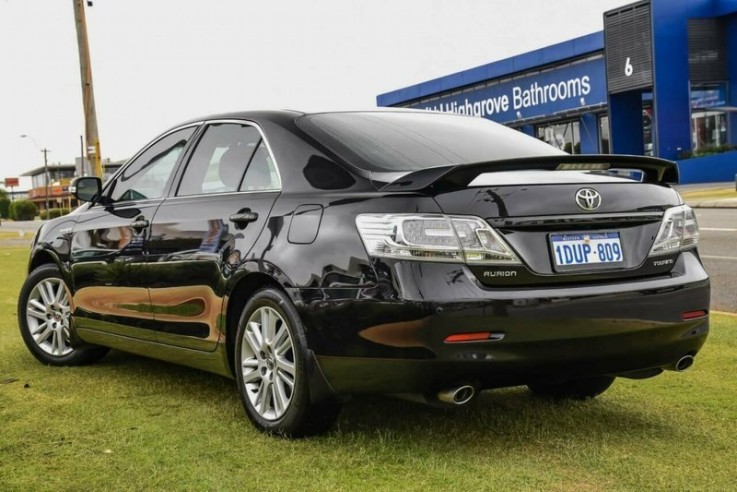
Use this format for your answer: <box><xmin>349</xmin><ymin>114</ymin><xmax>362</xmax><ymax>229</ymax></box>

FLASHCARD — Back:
<box><xmin>0</xmin><ymin>219</ymin><xmax>43</xmax><ymax>234</ymax></box>
<box><xmin>1</xmin><ymin>211</ymin><xmax>735</xmax><ymax>312</ymax></box>
<box><xmin>695</xmin><ymin>208</ymin><xmax>737</xmax><ymax>313</ymax></box>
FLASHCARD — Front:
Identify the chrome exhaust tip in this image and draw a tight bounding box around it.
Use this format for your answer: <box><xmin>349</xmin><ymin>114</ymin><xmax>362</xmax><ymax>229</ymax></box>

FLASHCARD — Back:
<box><xmin>437</xmin><ymin>384</ymin><xmax>476</xmax><ymax>405</ymax></box>
<box><xmin>674</xmin><ymin>355</ymin><xmax>695</xmax><ymax>372</ymax></box>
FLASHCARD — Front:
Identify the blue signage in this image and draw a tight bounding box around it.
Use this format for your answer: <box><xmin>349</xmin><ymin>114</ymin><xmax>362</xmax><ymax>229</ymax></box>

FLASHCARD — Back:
<box><xmin>690</xmin><ymin>84</ymin><xmax>727</xmax><ymax>109</ymax></box>
<box><xmin>409</xmin><ymin>57</ymin><xmax>607</xmax><ymax>124</ymax></box>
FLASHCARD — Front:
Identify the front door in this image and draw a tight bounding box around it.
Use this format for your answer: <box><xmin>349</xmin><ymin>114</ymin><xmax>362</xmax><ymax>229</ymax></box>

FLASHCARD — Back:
<box><xmin>147</xmin><ymin>121</ymin><xmax>281</xmax><ymax>350</ymax></box>
<box><xmin>70</xmin><ymin>125</ymin><xmax>198</xmax><ymax>341</ymax></box>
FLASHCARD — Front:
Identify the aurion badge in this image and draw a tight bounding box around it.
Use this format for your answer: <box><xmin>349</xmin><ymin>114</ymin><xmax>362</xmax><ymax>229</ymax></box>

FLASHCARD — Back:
<box><xmin>575</xmin><ymin>188</ymin><xmax>601</xmax><ymax>211</ymax></box>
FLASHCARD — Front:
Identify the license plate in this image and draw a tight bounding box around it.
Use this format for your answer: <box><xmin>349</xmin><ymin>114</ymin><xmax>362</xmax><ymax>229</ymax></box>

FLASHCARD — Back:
<box><xmin>550</xmin><ymin>232</ymin><xmax>624</xmax><ymax>268</ymax></box>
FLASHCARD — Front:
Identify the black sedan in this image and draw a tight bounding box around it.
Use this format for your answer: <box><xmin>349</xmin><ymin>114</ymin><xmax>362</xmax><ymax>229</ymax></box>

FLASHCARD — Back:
<box><xmin>18</xmin><ymin>110</ymin><xmax>709</xmax><ymax>436</ymax></box>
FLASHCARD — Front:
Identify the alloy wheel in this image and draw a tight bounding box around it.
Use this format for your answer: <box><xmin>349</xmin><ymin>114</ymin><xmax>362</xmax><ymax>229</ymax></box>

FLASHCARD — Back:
<box><xmin>25</xmin><ymin>278</ymin><xmax>73</xmax><ymax>357</ymax></box>
<box><xmin>240</xmin><ymin>306</ymin><xmax>296</xmax><ymax>420</ymax></box>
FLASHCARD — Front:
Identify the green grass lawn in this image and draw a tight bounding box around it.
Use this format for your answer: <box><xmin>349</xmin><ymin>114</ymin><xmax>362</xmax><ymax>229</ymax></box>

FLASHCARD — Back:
<box><xmin>1</xmin><ymin>247</ymin><xmax>736</xmax><ymax>491</ymax></box>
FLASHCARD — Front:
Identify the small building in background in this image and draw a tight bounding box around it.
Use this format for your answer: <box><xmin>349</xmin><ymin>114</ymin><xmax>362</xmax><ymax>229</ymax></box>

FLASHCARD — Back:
<box><xmin>21</xmin><ymin>159</ymin><xmax>124</xmax><ymax>211</ymax></box>
<box><xmin>7</xmin><ymin>190</ymin><xmax>29</xmax><ymax>201</ymax></box>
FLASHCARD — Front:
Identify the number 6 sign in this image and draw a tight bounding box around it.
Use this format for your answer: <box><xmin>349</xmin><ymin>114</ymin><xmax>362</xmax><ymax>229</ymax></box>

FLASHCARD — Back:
<box><xmin>624</xmin><ymin>57</ymin><xmax>634</xmax><ymax>77</ymax></box>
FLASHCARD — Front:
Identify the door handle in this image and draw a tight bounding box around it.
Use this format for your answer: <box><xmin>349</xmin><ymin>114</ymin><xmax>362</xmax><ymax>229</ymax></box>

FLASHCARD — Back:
<box><xmin>130</xmin><ymin>219</ymin><xmax>149</xmax><ymax>232</ymax></box>
<box><xmin>229</xmin><ymin>211</ymin><xmax>258</xmax><ymax>228</ymax></box>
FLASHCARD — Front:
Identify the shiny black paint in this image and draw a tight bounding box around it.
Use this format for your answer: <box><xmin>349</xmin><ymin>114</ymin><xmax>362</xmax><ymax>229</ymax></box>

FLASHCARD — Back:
<box><xmin>146</xmin><ymin>191</ymin><xmax>279</xmax><ymax>350</ymax></box>
<box><xmin>70</xmin><ymin>200</ymin><xmax>161</xmax><ymax>341</ymax></box>
<box><xmin>377</xmin><ymin>154</ymin><xmax>680</xmax><ymax>191</ymax></box>
<box><xmin>432</xmin><ymin>182</ymin><xmax>683</xmax><ymax>285</ymax></box>
<box><xmin>433</xmin><ymin>182</ymin><xmax>680</xmax><ymax>218</ymax></box>
<box><xmin>26</xmin><ymin>110</ymin><xmax>710</xmax><ymax>402</ymax></box>
<box><xmin>298</xmin><ymin>252</ymin><xmax>709</xmax><ymax>392</ymax></box>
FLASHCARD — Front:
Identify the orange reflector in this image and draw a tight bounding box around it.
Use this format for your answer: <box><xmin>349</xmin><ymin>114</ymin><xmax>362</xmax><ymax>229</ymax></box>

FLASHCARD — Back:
<box><xmin>681</xmin><ymin>310</ymin><xmax>708</xmax><ymax>320</ymax></box>
<box><xmin>444</xmin><ymin>332</ymin><xmax>491</xmax><ymax>343</ymax></box>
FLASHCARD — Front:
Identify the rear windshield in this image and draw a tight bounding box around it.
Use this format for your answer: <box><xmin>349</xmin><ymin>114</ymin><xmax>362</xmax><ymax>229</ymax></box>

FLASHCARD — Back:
<box><xmin>296</xmin><ymin>111</ymin><xmax>564</xmax><ymax>173</ymax></box>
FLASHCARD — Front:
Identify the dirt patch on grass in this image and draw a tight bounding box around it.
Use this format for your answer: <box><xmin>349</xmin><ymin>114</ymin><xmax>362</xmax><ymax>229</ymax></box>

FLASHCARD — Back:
<box><xmin>680</xmin><ymin>187</ymin><xmax>737</xmax><ymax>201</ymax></box>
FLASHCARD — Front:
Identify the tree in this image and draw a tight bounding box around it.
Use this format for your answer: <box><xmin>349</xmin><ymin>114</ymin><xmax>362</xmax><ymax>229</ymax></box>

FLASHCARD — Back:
<box><xmin>0</xmin><ymin>196</ymin><xmax>9</xmax><ymax>219</ymax></box>
<box><xmin>9</xmin><ymin>200</ymin><xmax>38</xmax><ymax>221</ymax></box>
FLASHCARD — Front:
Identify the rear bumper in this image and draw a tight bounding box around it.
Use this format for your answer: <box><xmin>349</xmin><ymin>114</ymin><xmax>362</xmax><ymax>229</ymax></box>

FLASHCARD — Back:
<box><xmin>293</xmin><ymin>251</ymin><xmax>710</xmax><ymax>395</ymax></box>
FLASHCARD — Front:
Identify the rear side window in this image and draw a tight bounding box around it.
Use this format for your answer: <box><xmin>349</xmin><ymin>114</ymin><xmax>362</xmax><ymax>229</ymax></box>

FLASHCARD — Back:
<box><xmin>177</xmin><ymin>123</ymin><xmax>262</xmax><ymax>196</ymax></box>
<box><xmin>240</xmin><ymin>141</ymin><xmax>281</xmax><ymax>191</ymax></box>
<box><xmin>110</xmin><ymin>126</ymin><xmax>195</xmax><ymax>202</ymax></box>
<box><xmin>296</xmin><ymin>111</ymin><xmax>563</xmax><ymax>173</ymax></box>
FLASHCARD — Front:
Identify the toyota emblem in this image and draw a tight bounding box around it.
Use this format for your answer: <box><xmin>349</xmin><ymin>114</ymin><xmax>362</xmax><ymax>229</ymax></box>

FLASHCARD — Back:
<box><xmin>575</xmin><ymin>188</ymin><xmax>602</xmax><ymax>211</ymax></box>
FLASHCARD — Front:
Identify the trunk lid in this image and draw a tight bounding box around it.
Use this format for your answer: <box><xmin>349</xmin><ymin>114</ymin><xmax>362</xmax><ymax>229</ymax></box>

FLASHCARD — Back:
<box><xmin>382</xmin><ymin>156</ymin><xmax>683</xmax><ymax>286</ymax></box>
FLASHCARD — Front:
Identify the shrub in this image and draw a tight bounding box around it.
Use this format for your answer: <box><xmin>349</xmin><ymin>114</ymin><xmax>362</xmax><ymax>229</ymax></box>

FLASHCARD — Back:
<box><xmin>0</xmin><ymin>197</ymin><xmax>9</xmax><ymax>219</ymax></box>
<box><xmin>39</xmin><ymin>208</ymin><xmax>71</xmax><ymax>220</ymax></box>
<box><xmin>678</xmin><ymin>144</ymin><xmax>737</xmax><ymax>160</ymax></box>
<box><xmin>9</xmin><ymin>200</ymin><xmax>38</xmax><ymax>221</ymax></box>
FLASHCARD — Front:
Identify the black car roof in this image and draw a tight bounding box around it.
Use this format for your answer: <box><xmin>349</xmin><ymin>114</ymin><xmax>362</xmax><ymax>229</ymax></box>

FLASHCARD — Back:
<box><xmin>174</xmin><ymin>109</ymin><xmax>306</xmax><ymax>128</ymax></box>
<box><xmin>172</xmin><ymin>107</ymin><xmax>469</xmax><ymax>128</ymax></box>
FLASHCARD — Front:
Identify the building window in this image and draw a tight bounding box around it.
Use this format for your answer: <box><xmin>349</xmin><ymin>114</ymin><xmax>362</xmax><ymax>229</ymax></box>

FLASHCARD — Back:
<box><xmin>49</xmin><ymin>169</ymin><xmax>75</xmax><ymax>182</ymax></box>
<box><xmin>536</xmin><ymin>120</ymin><xmax>580</xmax><ymax>154</ymax></box>
<box><xmin>599</xmin><ymin>115</ymin><xmax>610</xmax><ymax>154</ymax></box>
<box><xmin>691</xmin><ymin>110</ymin><xmax>728</xmax><ymax>152</ymax></box>
<box><xmin>643</xmin><ymin>103</ymin><xmax>654</xmax><ymax>156</ymax></box>
<box><xmin>31</xmin><ymin>174</ymin><xmax>46</xmax><ymax>189</ymax></box>
<box><xmin>689</xmin><ymin>82</ymin><xmax>729</xmax><ymax>153</ymax></box>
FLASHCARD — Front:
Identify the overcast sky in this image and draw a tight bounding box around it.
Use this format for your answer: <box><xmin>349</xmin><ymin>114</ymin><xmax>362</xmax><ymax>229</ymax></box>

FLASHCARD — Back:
<box><xmin>0</xmin><ymin>0</ymin><xmax>632</xmax><ymax>189</ymax></box>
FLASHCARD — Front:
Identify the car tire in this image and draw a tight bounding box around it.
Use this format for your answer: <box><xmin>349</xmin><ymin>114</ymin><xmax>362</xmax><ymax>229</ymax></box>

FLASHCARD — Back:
<box><xmin>527</xmin><ymin>376</ymin><xmax>615</xmax><ymax>400</ymax></box>
<box><xmin>18</xmin><ymin>264</ymin><xmax>109</xmax><ymax>366</ymax></box>
<box><xmin>234</xmin><ymin>288</ymin><xmax>340</xmax><ymax>437</ymax></box>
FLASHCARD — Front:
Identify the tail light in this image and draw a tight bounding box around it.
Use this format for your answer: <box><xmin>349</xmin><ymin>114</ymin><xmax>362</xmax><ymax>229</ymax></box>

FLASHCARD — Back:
<box><xmin>649</xmin><ymin>205</ymin><xmax>700</xmax><ymax>256</ymax></box>
<box><xmin>355</xmin><ymin>214</ymin><xmax>521</xmax><ymax>265</ymax></box>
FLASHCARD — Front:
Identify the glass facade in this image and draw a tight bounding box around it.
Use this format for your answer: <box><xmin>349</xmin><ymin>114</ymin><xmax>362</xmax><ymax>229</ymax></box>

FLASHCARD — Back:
<box><xmin>30</xmin><ymin>168</ymin><xmax>75</xmax><ymax>188</ymax></box>
<box><xmin>689</xmin><ymin>83</ymin><xmax>729</xmax><ymax>152</ymax></box>
<box><xmin>536</xmin><ymin>120</ymin><xmax>581</xmax><ymax>154</ymax></box>
<box><xmin>691</xmin><ymin>110</ymin><xmax>728</xmax><ymax>151</ymax></box>
<box><xmin>599</xmin><ymin>115</ymin><xmax>610</xmax><ymax>153</ymax></box>
<box><xmin>643</xmin><ymin>103</ymin><xmax>654</xmax><ymax>156</ymax></box>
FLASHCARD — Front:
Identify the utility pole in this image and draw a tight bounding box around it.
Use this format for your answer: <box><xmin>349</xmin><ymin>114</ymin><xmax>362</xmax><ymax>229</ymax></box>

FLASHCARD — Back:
<box><xmin>20</xmin><ymin>134</ymin><xmax>51</xmax><ymax>214</ymax></box>
<box><xmin>42</xmin><ymin>148</ymin><xmax>50</xmax><ymax>214</ymax></box>
<box><xmin>73</xmin><ymin>0</ymin><xmax>102</xmax><ymax>178</ymax></box>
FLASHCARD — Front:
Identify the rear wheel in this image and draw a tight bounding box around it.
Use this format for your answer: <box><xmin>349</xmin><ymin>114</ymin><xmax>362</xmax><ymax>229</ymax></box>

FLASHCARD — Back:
<box><xmin>18</xmin><ymin>264</ymin><xmax>109</xmax><ymax>366</ymax></box>
<box><xmin>527</xmin><ymin>376</ymin><xmax>615</xmax><ymax>400</ymax></box>
<box><xmin>234</xmin><ymin>288</ymin><xmax>340</xmax><ymax>437</ymax></box>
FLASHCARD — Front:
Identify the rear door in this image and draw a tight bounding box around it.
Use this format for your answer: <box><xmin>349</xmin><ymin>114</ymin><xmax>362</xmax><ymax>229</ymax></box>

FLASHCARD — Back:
<box><xmin>70</xmin><ymin>125</ymin><xmax>198</xmax><ymax>341</ymax></box>
<box><xmin>146</xmin><ymin>121</ymin><xmax>281</xmax><ymax>351</ymax></box>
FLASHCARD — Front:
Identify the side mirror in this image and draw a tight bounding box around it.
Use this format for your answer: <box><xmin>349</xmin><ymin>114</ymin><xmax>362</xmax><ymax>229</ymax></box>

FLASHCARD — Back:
<box><xmin>71</xmin><ymin>176</ymin><xmax>102</xmax><ymax>203</ymax></box>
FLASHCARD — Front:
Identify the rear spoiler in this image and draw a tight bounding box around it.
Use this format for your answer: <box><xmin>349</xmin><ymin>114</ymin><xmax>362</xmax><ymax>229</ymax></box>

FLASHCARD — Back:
<box><xmin>377</xmin><ymin>154</ymin><xmax>679</xmax><ymax>193</ymax></box>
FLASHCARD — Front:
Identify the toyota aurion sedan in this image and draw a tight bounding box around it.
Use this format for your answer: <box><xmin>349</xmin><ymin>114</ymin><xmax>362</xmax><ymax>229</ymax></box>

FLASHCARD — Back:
<box><xmin>18</xmin><ymin>110</ymin><xmax>709</xmax><ymax>436</ymax></box>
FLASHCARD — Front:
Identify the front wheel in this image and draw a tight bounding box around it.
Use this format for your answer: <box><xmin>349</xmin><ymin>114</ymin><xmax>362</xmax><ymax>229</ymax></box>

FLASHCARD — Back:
<box><xmin>234</xmin><ymin>288</ymin><xmax>340</xmax><ymax>437</ymax></box>
<box><xmin>527</xmin><ymin>376</ymin><xmax>615</xmax><ymax>400</ymax></box>
<box><xmin>18</xmin><ymin>264</ymin><xmax>109</xmax><ymax>366</ymax></box>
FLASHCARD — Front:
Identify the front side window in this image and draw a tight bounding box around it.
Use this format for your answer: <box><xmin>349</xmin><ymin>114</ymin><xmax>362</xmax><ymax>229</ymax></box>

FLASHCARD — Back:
<box><xmin>109</xmin><ymin>126</ymin><xmax>196</xmax><ymax>202</ymax></box>
<box><xmin>177</xmin><ymin>123</ymin><xmax>262</xmax><ymax>196</ymax></box>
